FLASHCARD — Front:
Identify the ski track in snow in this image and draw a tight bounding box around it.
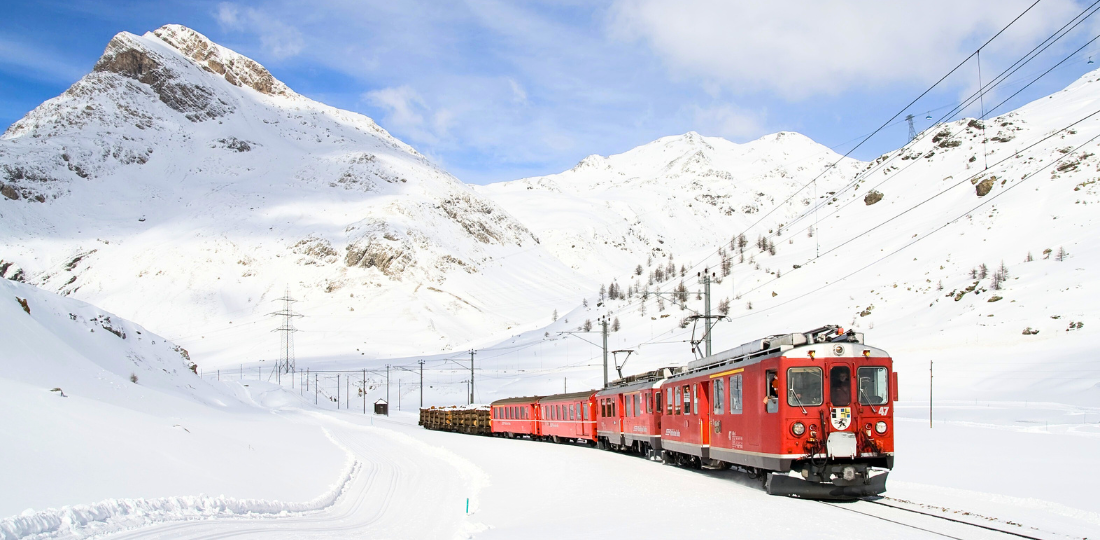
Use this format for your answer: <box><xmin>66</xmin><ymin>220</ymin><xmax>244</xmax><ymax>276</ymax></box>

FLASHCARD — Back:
<box><xmin>3</xmin><ymin>413</ymin><xmax>488</xmax><ymax>540</ymax></box>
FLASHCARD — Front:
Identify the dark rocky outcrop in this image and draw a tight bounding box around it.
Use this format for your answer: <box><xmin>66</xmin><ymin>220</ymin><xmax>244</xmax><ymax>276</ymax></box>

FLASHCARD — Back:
<box><xmin>93</xmin><ymin>33</ymin><xmax>231</xmax><ymax>122</ymax></box>
<box><xmin>152</xmin><ymin>25</ymin><xmax>289</xmax><ymax>96</ymax></box>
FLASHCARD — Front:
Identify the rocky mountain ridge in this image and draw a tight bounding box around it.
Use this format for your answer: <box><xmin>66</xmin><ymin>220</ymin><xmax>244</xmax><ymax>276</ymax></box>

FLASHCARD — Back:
<box><xmin>0</xmin><ymin>25</ymin><xmax>582</xmax><ymax>365</ymax></box>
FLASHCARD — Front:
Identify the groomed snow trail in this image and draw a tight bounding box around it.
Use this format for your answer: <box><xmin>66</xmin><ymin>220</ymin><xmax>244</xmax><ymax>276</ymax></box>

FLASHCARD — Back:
<box><xmin>86</xmin><ymin>412</ymin><xmax>487</xmax><ymax>540</ymax></box>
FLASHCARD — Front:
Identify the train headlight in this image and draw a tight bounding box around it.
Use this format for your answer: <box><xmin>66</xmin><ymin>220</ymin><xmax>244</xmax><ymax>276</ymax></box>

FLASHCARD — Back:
<box><xmin>792</xmin><ymin>422</ymin><xmax>806</xmax><ymax>436</ymax></box>
<box><xmin>875</xmin><ymin>421</ymin><xmax>888</xmax><ymax>434</ymax></box>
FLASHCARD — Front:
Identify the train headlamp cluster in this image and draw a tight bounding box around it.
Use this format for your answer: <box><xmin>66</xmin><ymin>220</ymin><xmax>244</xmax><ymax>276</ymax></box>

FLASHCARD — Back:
<box><xmin>875</xmin><ymin>421</ymin><xmax>888</xmax><ymax>434</ymax></box>
<box><xmin>791</xmin><ymin>422</ymin><xmax>806</xmax><ymax>436</ymax></box>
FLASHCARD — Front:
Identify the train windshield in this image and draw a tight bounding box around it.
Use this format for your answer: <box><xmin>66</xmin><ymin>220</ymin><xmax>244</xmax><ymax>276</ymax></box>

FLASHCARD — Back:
<box><xmin>787</xmin><ymin>367</ymin><xmax>823</xmax><ymax>406</ymax></box>
<box><xmin>858</xmin><ymin>367</ymin><xmax>889</xmax><ymax>405</ymax></box>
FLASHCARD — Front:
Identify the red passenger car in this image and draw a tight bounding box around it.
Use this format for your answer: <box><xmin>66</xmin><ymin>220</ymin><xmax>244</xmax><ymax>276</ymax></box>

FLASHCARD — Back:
<box><xmin>595</xmin><ymin>368</ymin><xmax>673</xmax><ymax>456</ymax></box>
<box><xmin>538</xmin><ymin>391</ymin><xmax>598</xmax><ymax>444</ymax></box>
<box><xmin>490</xmin><ymin>396</ymin><xmax>540</xmax><ymax>438</ymax></box>
<box><xmin>658</xmin><ymin>325</ymin><xmax>896</xmax><ymax>498</ymax></box>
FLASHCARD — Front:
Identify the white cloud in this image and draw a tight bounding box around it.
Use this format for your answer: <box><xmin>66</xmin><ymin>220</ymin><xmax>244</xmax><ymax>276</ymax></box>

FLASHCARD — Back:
<box><xmin>215</xmin><ymin>2</ymin><xmax>304</xmax><ymax>59</ymax></box>
<box><xmin>507</xmin><ymin>77</ymin><xmax>527</xmax><ymax>104</ymax></box>
<box><xmin>364</xmin><ymin>85</ymin><xmax>454</xmax><ymax>144</ymax></box>
<box><xmin>688</xmin><ymin>103</ymin><xmax>766</xmax><ymax>141</ymax></box>
<box><xmin>607</xmin><ymin>0</ymin><xmax>1082</xmax><ymax>99</ymax></box>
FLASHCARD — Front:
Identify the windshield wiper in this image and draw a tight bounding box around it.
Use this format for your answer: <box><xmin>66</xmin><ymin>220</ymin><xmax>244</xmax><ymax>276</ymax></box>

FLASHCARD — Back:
<box><xmin>788</xmin><ymin>388</ymin><xmax>808</xmax><ymax>415</ymax></box>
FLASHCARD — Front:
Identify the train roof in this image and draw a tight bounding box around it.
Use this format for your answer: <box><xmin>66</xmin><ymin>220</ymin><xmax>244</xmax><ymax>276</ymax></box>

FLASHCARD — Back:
<box><xmin>491</xmin><ymin>396</ymin><xmax>540</xmax><ymax>405</ymax></box>
<box><xmin>596</xmin><ymin>367</ymin><xmax>677</xmax><ymax>395</ymax></box>
<box><xmin>668</xmin><ymin>325</ymin><xmax>888</xmax><ymax>381</ymax></box>
<box><xmin>539</xmin><ymin>390</ymin><xmax>598</xmax><ymax>402</ymax></box>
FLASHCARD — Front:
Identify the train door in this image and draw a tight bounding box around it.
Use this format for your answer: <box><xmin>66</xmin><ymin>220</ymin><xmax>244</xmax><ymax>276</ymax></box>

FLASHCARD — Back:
<box><xmin>698</xmin><ymin>382</ymin><xmax>711</xmax><ymax>447</ymax></box>
<box><xmin>828</xmin><ymin>363</ymin><xmax>854</xmax><ymax>431</ymax></box>
<box><xmin>654</xmin><ymin>390</ymin><xmax>663</xmax><ymax>433</ymax></box>
<box><xmin>755</xmin><ymin>366</ymin><xmax>779</xmax><ymax>451</ymax></box>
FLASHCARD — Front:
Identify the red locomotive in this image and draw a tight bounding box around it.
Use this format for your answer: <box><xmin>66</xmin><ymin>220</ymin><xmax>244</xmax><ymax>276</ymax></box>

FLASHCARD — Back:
<box><xmin>479</xmin><ymin>325</ymin><xmax>896</xmax><ymax>499</ymax></box>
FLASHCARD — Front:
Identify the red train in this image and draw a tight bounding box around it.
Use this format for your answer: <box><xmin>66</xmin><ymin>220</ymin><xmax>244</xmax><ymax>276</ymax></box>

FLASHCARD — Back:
<box><xmin>482</xmin><ymin>325</ymin><xmax>896</xmax><ymax>499</ymax></box>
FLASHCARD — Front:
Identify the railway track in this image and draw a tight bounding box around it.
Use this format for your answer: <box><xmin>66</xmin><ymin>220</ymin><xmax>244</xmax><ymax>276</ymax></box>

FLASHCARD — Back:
<box><xmin>818</xmin><ymin>497</ymin><xmax>1083</xmax><ymax>540</ymax></box>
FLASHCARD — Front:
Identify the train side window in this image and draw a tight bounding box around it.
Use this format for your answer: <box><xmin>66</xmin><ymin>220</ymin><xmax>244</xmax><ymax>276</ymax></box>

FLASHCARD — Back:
<box><xmin>692</xmin><ymin>385</ymin><xmax>699</xmax><ymax>415</ymax></box>
<box><xmin>713</xmin><ymin>378</ymin><xmax>724</xmax><ymax>414</ymax></box>
<box><xmin>857</xmin><ymin>367</ymin><xmax>889</xmax><ymax>405</ymax></box>
<box><xmin>674</xmin><ymin>386</ymin><xmax>681</xmax><ymax>414</ymax></box>
<box><xmin>571</xmin><ymin>404</ymin><xmax>576</xmax><ymax>421</ymax></box>
<box><xmin>625</xmin><ymin>396</ymin><xmax>631</xmax><ymax>417</ymax></box>
<box><xmin>493</xmin><ymin>407</ymin><xmax>497</xmax><ymax>419</ymax></box>
<box><xmin>830</xmin><ymin>366</ymin><xmax>852</xmax><ymax>407</ymax></box>
<box><xmin>646</xmin><ymin>393</ymin><xmax>652</xmax><ymax>414</ymax></box>
<box><xmin>682</xmin><ymin>385</ymin><xmax>691</xmax><ymax>415</ymax></box>
<box><xmin>666</xmin><ymin>390</ymin><xmax>672</xmax><ymax>415</ymax></box>
<box><xmin>523</xmin><ymin>408</ymin><xmax>528</xmax><ymax>420</ymax></box>
<box><xmin>730</xmin><ymin>374</ymin><xmax>743</xmax><ymax>414</ymax></box>
<box><xmin>613</xmin><ymin>401</ymin><xmax>617</xmax><ymax>417</ymax></box>
<box><xmin>765</xmin><ymin>370</ymin><xmax>779</xmax><ymax>413</ymax></box>
<box><xmin>584</xmin><ymin>405</ymin><xmax>590</xmax><ymax>421</ymax></box>
<box><xmin>657</xmin><ymin>391</ymin><xmax>663</xmax><ymax>415</ymax></box>
<box><xmin>634</xmin><ymin>394</ymin><xmax>640</xmax><ymax>416</ymax></box>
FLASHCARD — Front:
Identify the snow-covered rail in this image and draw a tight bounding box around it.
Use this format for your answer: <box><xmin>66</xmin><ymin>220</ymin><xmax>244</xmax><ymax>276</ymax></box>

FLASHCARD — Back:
<box><xmin>819</xmin><ymin>497</ymin><xmax>1075</xmax><ymax>540</ymax></box>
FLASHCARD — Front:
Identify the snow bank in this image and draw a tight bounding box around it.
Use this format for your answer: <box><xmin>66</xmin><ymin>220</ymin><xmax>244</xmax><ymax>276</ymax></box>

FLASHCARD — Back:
<box><xmin>0</xmin><ymin>432</ymin><xmax>358</xmax><ymax>540</ymax></box>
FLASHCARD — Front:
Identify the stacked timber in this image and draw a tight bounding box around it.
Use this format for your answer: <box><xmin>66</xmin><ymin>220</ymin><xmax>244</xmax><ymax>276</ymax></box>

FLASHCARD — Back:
<box><xmin>419</xmin><ymin>405</ymin><xmax>491</xmax><ymax>435</ymax></box>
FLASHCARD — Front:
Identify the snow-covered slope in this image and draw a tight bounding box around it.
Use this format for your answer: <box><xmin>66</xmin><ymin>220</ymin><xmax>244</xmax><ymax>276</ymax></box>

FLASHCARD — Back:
<box><xmin>0</xmin><ymin>25</ymin><xmax>586</xmax><ymax>367</ymax></box>
<box><xmin>468</xmin><ymin>71</ymin><xmax>1100</xmax><ymax>408</ymax></box>
<box><xmin>0</xmin><ymin>278</ymin><xmax>346</xmax><ymax>520</ymax></box>
<box><xmin>476</xmin><ymin>130</ymin><xmax>862</xmax><ymax>280</ymax></box>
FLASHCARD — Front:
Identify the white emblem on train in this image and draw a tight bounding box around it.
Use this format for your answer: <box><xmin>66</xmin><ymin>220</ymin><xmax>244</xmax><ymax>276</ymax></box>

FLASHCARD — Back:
<box><xmin>830</xmin><ymin>407</ymin><xmax>852</xmax><ymax>430</ymax></box>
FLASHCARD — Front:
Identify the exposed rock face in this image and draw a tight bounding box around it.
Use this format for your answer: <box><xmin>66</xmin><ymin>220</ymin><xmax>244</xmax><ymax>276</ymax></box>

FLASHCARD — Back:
<box><xmin>93</xmin><ymin>32</ymin><xmax>232</xmax><ymax>122</ymax></box>
<box><xmin>864</xmin><ymin>190</ymin><xmax>884</xmax><ymax>205</ymax></box>
<box><xmin>1</xmin><ymin>184</ymin><xmax>19</xmax><ymax>200</ymax></box>
<box><xmin>975</xmin><ymin>177</ymin><xmax>996</xmax><ymax>197</ymax></box>
<box><xmin>151</xmin><ymin>25</ymin><xmax>290</xmax><ymax>97</ymax></box>
<box><xmin>345</xmin><ymin>239</ymin><xmax>413</xmax><ymax>277</ymax></box>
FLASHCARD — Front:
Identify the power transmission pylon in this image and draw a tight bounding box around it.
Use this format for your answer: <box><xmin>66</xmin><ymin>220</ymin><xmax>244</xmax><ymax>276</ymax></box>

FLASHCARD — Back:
<box><xmin>269</xmin><ymin>286</ymin><xmax>303</xmax><ymax>384</ymax></box>
<box><xmin>906</xmin><ymin>114</ymin><xmax>917</xmax><ymax>142</ymax></box>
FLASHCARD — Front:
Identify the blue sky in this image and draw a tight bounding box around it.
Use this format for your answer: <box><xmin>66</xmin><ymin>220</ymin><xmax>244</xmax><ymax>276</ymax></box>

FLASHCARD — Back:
<box><xmin>2</xmin><ymin>0</ymin><xmax>1098</xmax><ymax>184</ymax></box>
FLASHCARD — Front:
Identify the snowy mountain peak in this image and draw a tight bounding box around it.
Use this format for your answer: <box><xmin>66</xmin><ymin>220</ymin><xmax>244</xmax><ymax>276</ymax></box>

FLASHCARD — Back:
<box><xmin>149</xmin><ymin>24</ymin><xmax>292</xmax><ymax>97</ymax></box>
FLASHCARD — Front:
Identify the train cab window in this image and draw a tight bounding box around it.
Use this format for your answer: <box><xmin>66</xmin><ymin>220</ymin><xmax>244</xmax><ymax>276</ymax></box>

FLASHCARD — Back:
<box><xmin>858</xmin><ymin>367</ymin><xmax>889</xmax><ymax>405</ymax></box>
<box><xmin>674</xmin><ymin>386</ymin><xmax>682</xmax><ymax>414</ymax></box>
<box><xmin>730</xmin><ymin>374</ymin><xmax>743</xmax><ymax>414</ymax></box>
<box><xmin>830</xmin><ymin>366</ymin><xmax>852</xmax><ymax>406</ymax></box>
<box><xmin>713</xmin><ymin>378</ymin><xmax>724</xmax><ymax>414</ymax></box>
<box><xmin>682</xmin><ymin>385</ymin><xmax>691</xmax><ymax>415</ymax></box>
<box><xmin>787</xmin><ymin>367</ymin><xmax>824</xmax><ymax>407</ymax></box>
<box><xmin>765</xmin><ymin>370</ymin><xmax>779</xmax><ymax>413</ymax></box>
